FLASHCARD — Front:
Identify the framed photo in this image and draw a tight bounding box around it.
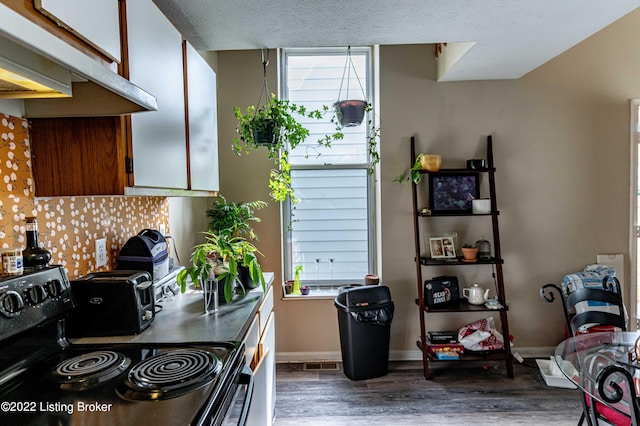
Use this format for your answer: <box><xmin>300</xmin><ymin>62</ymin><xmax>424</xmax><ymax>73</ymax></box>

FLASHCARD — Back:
<box><xmin>428</xmin><ymin>234</ymin><xmax>457</xmax><ymax>259</ymax></box>
<box><xmin>429</xmin><ymin>172</ymin><xmax>480</xmax><ymax>213</ymax></box>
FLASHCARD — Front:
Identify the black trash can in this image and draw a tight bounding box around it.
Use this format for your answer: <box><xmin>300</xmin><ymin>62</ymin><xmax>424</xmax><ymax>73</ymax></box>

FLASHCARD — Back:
<box><xmin>334</xmin><ymin>285</ymin><xmax>394</xmax><ymax>380</ymax></box>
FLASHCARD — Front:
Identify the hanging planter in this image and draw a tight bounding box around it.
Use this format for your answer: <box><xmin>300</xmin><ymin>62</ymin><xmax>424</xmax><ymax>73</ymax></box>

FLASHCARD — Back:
<box><xmin>334</xmin><ymin>99</ymin><xmax>367</xmax><ymax>127</ymax></box>
<box><xmin>330</xmin><ymin>46</ymin><xmax>381</xmax><ymax>174</ymax></box>
<box><xmin>251</xmin><ymin>117</ymin><xmax>278</xmax><ymax>146</ymax></box>
<box><xmin>334</xmin><ymin>46</ymin><xmax>369</xmax><ymax>127</ymax></box>
<box><xmin>233</xmin><ymin>49</ymin><xmax>345</xmax><ymax>203</ymax></box>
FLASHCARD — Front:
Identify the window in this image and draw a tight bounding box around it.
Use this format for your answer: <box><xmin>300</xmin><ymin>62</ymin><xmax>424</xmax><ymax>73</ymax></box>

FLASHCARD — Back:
<box><xmin>281</xmin><ymin>47</ymin><xmax>377</xmax><ymax>289</ymax></box>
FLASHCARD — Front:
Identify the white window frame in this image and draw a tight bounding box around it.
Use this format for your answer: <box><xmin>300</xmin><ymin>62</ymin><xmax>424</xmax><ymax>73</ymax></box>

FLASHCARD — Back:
<box><xmin>279</xmin><ymin>47</ymin><xmax>379</xmax><ymax>290</ymax></box>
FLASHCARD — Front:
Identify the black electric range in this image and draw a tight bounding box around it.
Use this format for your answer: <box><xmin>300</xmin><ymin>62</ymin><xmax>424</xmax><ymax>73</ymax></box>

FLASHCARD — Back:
<box><xmin>0</xmin><ymin>266</ymin><xmax>253</xmax><ymax>425</ymax></box>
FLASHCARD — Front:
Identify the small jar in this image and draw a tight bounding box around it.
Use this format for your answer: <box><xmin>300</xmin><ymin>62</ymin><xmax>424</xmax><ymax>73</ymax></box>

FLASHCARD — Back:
<box><xmin>2</xmin><ymin>248</ymin><xmax>23</xmax><ymax>276</ymax></box>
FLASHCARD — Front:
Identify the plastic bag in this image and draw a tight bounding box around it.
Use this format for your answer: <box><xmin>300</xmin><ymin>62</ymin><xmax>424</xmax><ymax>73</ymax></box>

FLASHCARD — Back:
<box><xmin>458</xmin><ymin>317</ymin><xmax>504</xmax><ymax>351</ymax></box>
<box><xmin>349</xmin><ymin>304</ymin><xmax>394</xmax><ymax>326</ymax></box>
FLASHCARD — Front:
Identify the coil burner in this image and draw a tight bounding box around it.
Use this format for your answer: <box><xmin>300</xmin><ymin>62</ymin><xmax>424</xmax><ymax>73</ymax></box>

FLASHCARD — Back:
<box><xmin>51</xmin><ymin>350</ymin><xmax>131</xmax><ymax>391</ymax></box>
<box><xmin>118</xmin><ymin>348</ymin><xmax>223</xmax><ymax>400</ymax></box>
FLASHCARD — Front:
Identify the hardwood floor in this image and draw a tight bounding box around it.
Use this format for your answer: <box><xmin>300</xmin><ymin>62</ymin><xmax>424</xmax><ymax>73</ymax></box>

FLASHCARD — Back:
<box><xmin>273</xmin><ymin>360</ymin><xmax>583</xmax><ymax>425</ymax></box>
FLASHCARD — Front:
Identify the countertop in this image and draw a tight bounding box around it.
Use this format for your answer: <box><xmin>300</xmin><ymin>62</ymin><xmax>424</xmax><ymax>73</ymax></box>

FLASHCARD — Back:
<box><xmin>71</xmin><ymin>272</ymin><xmax>274</xmax><ymax>344</ymax></box>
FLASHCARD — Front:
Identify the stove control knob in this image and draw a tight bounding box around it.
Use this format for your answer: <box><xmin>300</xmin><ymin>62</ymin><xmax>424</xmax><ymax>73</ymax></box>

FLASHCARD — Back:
<box><xmin>0</xmin><ymin>290</ymin><xmax>24</xmax><ymax>317</ymax></box>
<box><xmin>45</xmin><ymin>279</ymin><xmax>64</xmax><ymax>298</ymax></box>
<box><xmin>24</xmin><ymin>285</ymin><xmax>48</xmax><ymax>305</ymax></box>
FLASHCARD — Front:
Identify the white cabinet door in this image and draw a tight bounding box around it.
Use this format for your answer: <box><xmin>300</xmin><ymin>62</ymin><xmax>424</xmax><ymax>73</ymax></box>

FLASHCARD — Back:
<box><xmin>244</xmin><ymin>315</ymin><xmax>260</xmax><ymax>368</ymax></box>
<box><xmin>261</xmin><ymin>312</ymin><xmax>276</xmax><ymax>424</ymax></box>
<box><xmin>247</xmin><ymin>347</ymin><xmax>270</xmax><ymax>426</ymax></box>
<box><xmin>35</xmin><ymin>0</ymin><xmax>121</xmax><ymax>62</ymax></box>
<box><xmin>126</xmin><ymin>0</ymin><xmax>187</xmax><ymax>189</ymax></box>
<box><xmin>185</xmin><ymin>42</ymin><xmax>219</xmax><ymax>191</ymax></box>
<box><xmin>258</xmin><ymin>286</ymin><xmax>274</xmax><ymax>335</ymax></box>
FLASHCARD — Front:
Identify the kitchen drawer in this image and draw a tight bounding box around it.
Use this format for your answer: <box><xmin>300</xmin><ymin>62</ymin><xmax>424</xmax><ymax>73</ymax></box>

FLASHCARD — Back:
<box><xmin>258</xmin><ymin>311</ymin><xmax>275</xmax><ymax>360</ymax></box>
<box><xmin>259</xmin><ymin>312</ymin><xmax>276</xmax><ymax>424</ymax></box>
<box><xmin>244</xmin><ymin>315</ymin><xmax>260</xmax><ymax>368</ymax></box>
<box><xmin>246</xmin><ymin>347</ymin><xmax>270</xmax><ymax>426</ymax></box>
<box><xmin>257</xmin><ymin>285</ymin><xmax>274</xmax><ymax>335</ymax></box>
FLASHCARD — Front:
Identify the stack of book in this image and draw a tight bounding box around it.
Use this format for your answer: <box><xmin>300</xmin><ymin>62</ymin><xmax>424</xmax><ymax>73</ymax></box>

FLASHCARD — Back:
<box><xmin>426</xmin><ymin>331</ymin><xmax>464</xmax><ymax>360</ymax></box>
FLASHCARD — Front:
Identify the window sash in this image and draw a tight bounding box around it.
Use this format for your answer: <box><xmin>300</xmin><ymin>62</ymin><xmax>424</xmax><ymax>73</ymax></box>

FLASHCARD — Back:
<box><xmin>281</xmin><ymin>48</ymin><xmax>375</xmax><ymax>285</ymax></box>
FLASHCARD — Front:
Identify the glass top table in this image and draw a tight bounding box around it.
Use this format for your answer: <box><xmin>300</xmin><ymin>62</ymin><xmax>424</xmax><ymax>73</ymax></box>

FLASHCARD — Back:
<box><xmin>554</xmin><ymin>331</ymin><xmax>640</xmax><ymax>422</ymax></box>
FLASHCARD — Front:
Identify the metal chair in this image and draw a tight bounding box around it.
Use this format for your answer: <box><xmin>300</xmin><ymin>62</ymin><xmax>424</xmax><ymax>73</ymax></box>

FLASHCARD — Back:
<box><xmin>540</xmin><ymin>278</ymin><xmax>629</xmax><ymax>426</ymax></box>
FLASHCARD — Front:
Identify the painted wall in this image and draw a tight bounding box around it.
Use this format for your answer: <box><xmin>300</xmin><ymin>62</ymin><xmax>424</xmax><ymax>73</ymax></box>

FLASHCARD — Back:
<box><xmin>0</xmin><ymin>114</ymin><xmax>170</xmax><ymax>279</ymax></box>
<box><xmin>216</xmin><ymin>8</ymin><xmax>640</xmax><ymax>359</ymax></box>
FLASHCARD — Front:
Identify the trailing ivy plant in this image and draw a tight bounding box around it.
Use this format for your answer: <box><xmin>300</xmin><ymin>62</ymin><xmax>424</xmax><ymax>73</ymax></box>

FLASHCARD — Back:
<box><xmin>233</xmin><ymin>94</ymin><xmax>380</xmax><ymax>203</ymax></box>
<box><xmin>395</xmin><ymin>154</ymin><xmax>425</xmax><ymax>184</ymax></box>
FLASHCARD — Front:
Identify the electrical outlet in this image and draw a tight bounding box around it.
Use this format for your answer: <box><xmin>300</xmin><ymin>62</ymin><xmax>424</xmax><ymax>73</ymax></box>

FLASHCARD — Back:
<box><xmin>159</xmin><ymin>223</ymin><xmax>166</xmax><ymax>236</ymax></box>
<box><xmin>95</xmin><ymin>238</ymin><xmax>107</xmax><ymax>267</ymax></box>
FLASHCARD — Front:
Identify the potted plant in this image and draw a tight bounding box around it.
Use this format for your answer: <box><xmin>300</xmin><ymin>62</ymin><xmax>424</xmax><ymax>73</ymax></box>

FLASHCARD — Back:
<box><xmin>334</xmin><ymin>99</ymin><xmax>367</xmax><ymax>127</ymax></box>
<box><xmin>234</xmin><ymin>238</ymin><xmax>265</xmax><ymax>290</ymax></box>
<box><xmin>395</xmin><ymin>153</ymin><xmax>442</xmax><ymax>184</ymax></box>
<box><xmin>206</xmin><ymin>194</ymin><xmax>267</xmax><ymax>240</ymax></box>
<box><xmin>327</xmin><ymin>101</ymin><xmax>380</xmax><ymax>175</ymax></box>
<box><xmin>177</xmin><ymin>231</ymin><xmax>265</xmax><ymax>303</ymax></box>
<box><xmin>234</xmin><ymin>95</ymin><xmax>344</xmax><ymax>203</ymax></box>
<box><xmin>205</xmin><ymin>194</ymin><xmax>267</xmax><ymax>290</ymax></box>
<box><xmin>461</xmin><ymin>243</ymin><xmax>478</xmax><ymax>262</ymax></box>
<box><xmin>395</xmin><ymin>154</ymin><xmax>425</xmax><ymax>184</ymax></box>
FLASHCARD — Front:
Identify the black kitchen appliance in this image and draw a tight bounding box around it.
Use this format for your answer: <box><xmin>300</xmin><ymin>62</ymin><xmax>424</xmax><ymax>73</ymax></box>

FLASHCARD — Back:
<box><xmin>0</xmin><ymin>266</ymin><xmax>253</xmax><ymax>425</ymax></box>
<box><xmin>68</xmin><ymin>270</ymin><xmax>155</xmax><ymax>336</ymax></box>
<box><xmin>117</xmin><ymin>229</ymin><xmax>169</xmax><ymax>281</ymax></box>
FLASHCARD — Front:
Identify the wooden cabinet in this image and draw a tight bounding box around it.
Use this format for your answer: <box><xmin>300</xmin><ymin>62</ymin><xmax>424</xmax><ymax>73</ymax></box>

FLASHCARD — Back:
<box><xmin>30</xmin><ymin>117</ymin><xmax>129</xmax><ymax>196</ymax></box>
<box><xmin>28</xmin><ymin>0</ymin><xmax>219</xmax><ymax>196</ymax></box>
<box><xmin>411</xmin><ymin>135</ymin><xmax>514</xmax><ymax>379</ymax></box>
<box><xmin>245</xmin><ymin>285</ymin><xmax>276</xmax><ymax>426</ymax></box>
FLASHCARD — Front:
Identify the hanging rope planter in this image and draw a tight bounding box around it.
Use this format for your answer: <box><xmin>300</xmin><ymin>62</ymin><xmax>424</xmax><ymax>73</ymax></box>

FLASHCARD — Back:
<box><xmin>334</xmin><ymin>46</ymin><xmax>368</xmax><ymax>127</ymax></box>
<box><xmin>252</xmin><ymin>49</ymin><xmax>278</xmax><ymax>145</ymax></box>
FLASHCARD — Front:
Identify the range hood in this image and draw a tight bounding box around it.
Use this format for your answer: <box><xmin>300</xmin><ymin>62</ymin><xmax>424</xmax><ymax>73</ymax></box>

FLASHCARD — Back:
<box><xmin>0</xmin><ymin>3</ymin><xmax>157</xmax><ymax>117</ymax></box>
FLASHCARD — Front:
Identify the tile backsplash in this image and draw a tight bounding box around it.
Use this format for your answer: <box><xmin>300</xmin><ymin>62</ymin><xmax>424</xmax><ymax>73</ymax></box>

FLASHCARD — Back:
<box><xmin>0</xmin><ymin>114</ymin><xmax>169</xmax><ymax>279</ymax></box>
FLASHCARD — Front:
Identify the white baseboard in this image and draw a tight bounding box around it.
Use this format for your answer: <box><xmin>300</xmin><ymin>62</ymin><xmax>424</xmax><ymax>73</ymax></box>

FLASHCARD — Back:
<box><xmin>275</xmin><ymin>346</ymin><xmax>557</xmax><ymax>364</ymax></box>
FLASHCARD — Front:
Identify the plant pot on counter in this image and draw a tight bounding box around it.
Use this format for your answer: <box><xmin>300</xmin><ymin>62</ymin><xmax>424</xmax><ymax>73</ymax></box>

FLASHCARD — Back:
<box><xmin>237</xmin><ymin>264</ymin><xmax>259</xmax><ymax>290</ymax></box>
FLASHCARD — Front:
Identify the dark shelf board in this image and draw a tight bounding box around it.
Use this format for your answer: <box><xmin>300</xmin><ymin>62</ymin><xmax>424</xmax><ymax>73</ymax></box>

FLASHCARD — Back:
<box><xmin>416</xmin><ymin>340</ymin><xmax>512</xmax><ymax>362</ymax></box>
<box><xmin>418</xmin><ymin>167</ymin><xmax>496</xmax><ymax>174</ymax></box>
<box><xmin>418</xmin><ymin>211</ymin><xmax>500</xmax><ymax>217</ymax></box>
<box><xmin>418</xmin><ymin>257</ymin><xmax>504</xmax><ymax>266</ymax></box>
<box><xmin>414</xmin><ymin>299</ymin><xmax>508</xmax><ymax>313</ymax></box>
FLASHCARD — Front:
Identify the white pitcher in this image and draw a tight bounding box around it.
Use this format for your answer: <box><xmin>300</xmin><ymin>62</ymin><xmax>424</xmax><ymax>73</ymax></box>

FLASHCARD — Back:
<box><xmin>462</xmin><ymin>283</ymin><xmax>490</xmax><ymax>305</ymax></box>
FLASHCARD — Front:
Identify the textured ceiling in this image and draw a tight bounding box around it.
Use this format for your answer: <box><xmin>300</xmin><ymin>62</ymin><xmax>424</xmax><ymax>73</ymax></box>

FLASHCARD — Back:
<box><xmin>152</xmin><ymin>0</ymin><xmax>640</xmax><ymax>80</ymax></box>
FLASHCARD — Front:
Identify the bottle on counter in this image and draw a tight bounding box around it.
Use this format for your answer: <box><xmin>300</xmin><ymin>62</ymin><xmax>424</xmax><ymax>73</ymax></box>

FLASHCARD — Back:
<box><xmin>22</xmin><ymin>217</ymin><xmax>51</xmax><ymax>269</ymax></box>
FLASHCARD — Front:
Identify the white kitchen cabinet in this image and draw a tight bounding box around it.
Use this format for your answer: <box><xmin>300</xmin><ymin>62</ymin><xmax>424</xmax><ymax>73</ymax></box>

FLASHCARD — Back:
<box><xmin>247</xmin><ymin>347</ymin><xmax>270</xmax><ymax>426</ymax></box>
<box><xmin>125</xmin><ymin>0</ymin><xmax>188</xmax><ymax>190</ymax></box>
<box><xmin>35</xmin><ymin>0</ymin><xmax>121</xmax><ymax>62</ymax></box>
<box><xmin>28</xmin><ymin>0</ymin><xmax>220</xmax><ymax>197</ymax></box>
<box><xmin>185</xmin><ymin>42</ymin><xmax>219</xmax><ymax>191</ymax></box>
<box><xmin>244</xmin><ymin>315</ymin><xmax>260</xmax><ymax>367</ymax></box>
<box><xmin>260</xmin><ymin>312</ymin><xmax>276</xmax><ymax>424</ymax></box>
<box><xmin>245</xmin><ymin>285</ymin><xmax>276</xmax><ymax>426</ymax></box>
